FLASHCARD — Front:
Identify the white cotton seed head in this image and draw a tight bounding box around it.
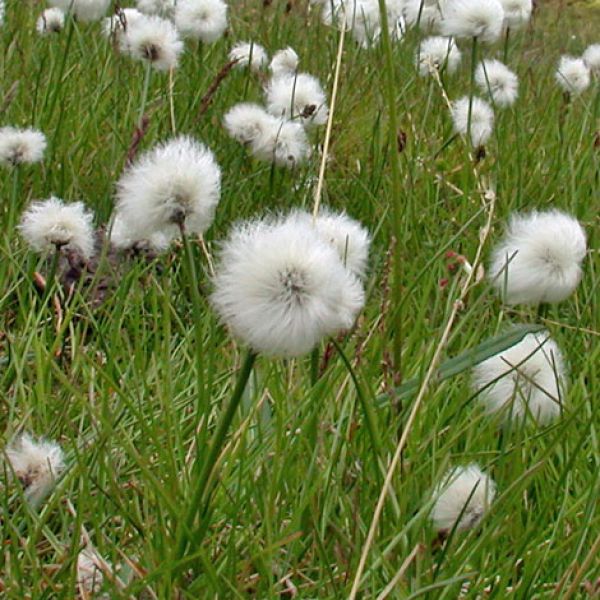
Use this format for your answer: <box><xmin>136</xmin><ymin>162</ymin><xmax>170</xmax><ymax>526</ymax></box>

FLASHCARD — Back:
<box><xmin>229</xmin><ymin>42</ymin><xmax>268</xmax><ymax>71</ymax></box>
<box><xmin>116</xmin><ymin>136</ymin><xmax>221</xmax><ymax>241</ymax></box>
<box><xmin>431</xmin><ymin>464</ymin><xmax>496</xmax><ymax>532</ymax></box>
<box><xmin>265</xmin><ymin>73</ymin><xmax>329</xmax><ymax>128</ymax></box>
<box><xmin>311</xmin><ymin>210</ymin><xmax>371</xmax><ymax>279</ymax></box>
<box><xmin>0</xmin><ymin>0</ymin><xmax>4</xmax><ymax>27</ymax></box>
<box><xmin>223</xmin><ymin>103</ymin><xmax>274</xmax><ymax>145</ymax></box>
<box><xmin>19</xmin><ymin>197</ymin><xmax>96</xmax><ymax>259</ymax></box>
<box><xmin>136</xmin><ymin>0</ymin><xmax>176</xmax><ymax>17</ymax></box>
<box><xmin>251</xmin><ymin>118</ymin><xmax>311</xmax><ymax>167</ymax></box>
<box><xmin>48</xmin><ymin>0</ymin><xmax>111</xmax><ymax>22</ymax></box>
<box><xmin>489</xmin><ymin>210</ymin><xmax>587</xmax><ymax>305</ymax></box>
<box><xmin>0</xmin><ymin>127</ymin><xmax>47</xmax><ymax>166</ymax></box>
<box><xmin>555</xmin><ymin>56</ymin><xmax>591</xmax><ymax>95</ymax></box>
<box><xmin>475</xmin><ymin>59</ymin><xmax>518</xmax><ymax>107</ymax></box>
<box><xmin>174</xmin><ymin>0</ymin><xmax>228</xmax><ymax>43</ymax></box>
<box><xmin>417</xmin><ymin>36</ymin><xmax>462</xmax><ymax>76</ymax></box>
<box><xmin>36</xmin><ymin>8</ymin><xmax>66</xmax><ymax>34</ymax></box>
<box><xmin>582</xmin><ymin>44</ymin><xmax>600</xmax><ymax>77</ymax></box>
<box><xmin>450</xmin><ymin>96</ymin><xmax>494</xmax><ymax>146</ymax></box>
<box><xmin>109</xmin><ymin>212</ymin><xmax>173</xmax><ymax>252</ymax></box>
<box><xmin>123</xmin><ymin>14</ymin><xmax>183</xmax><ymax>71</ymax></box>
<box><xmin>499</xmin><ymin>0</ymin><xmax>531</xmax><ymax>30</ymax></box>
<box><xmin>4</xmin><ymin>433</ymin><xmax>66</xmax><ymax>506</ymax></box>
<box><xmin>440</xmin><ymin>0</ymin><xmax>505</xmax><ymax>44</ymax></box>
<box><xmin>101</xmin><ymin>8</ymin><xmax>144</xmax><ymax>40</ymax></box>
<box><xmin>210</xmin><ymin>212</ymin><xmax>365</xmax><ymax>357</ymax></box>
<box><xmin>348</xmin><ymin>0</ymin><xmax>382</xmax><ymax>48</ymax></box>
<box><xmin>269</xmin><ymin>47</ymin><xmax>300</xmax><ymax>77</ymax></box>
<box><xmin>472</xmin><ymin>332</ymin><xmax>567</xmax><ymax>424</ymax></box>
<box><xmin>403</xmin><ymin>0</ymin><xmax>446</xmax><ymax>31</ymax></box>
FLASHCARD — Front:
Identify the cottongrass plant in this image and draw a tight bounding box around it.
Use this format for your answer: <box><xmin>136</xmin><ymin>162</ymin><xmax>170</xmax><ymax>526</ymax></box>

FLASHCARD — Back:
<box><xmin>555</xmin><ymin>56</ymin><xmax>591</xmax><ymax>96</ymax></box>
<box><xmin>0</xmin><ymin>126</ymin><xmax>46</xmax><ymax>167</ymax></box>
<box><xmin>115</xmin><ymin>136</ymin><xmax>221</xmax><ymax>242</ymax></box>
<box><xmin>472</xmin><ymin>331</ymin><xmax>567</xmax><ymax>424</ymax></box>
<box><xmin>475</xmin><ymin>59</ymin><xmax>519</xmax><ymax>107</ymax></box>
<box><xmin>36</xmin><ymin>8</ymin><xmax>65</xmax><ymax>34</ymax></box>
<box><xmin>582</xmin><ymin>43</ymin><xmax>600</xmax><ymax>77</ymax></box>
<box><xmin>135</xmin><ymin>0</ymin><xmax>176</xmax><ymax>17</ymax></box>
<box><xmin>269</xmin><ymin>47</ymin><xmax>300</xmax><ymax>77</ymax></box>
<box><xmin>4</xmin><ymin>433</ymin><xmax>65</xmax><ymax>507</ymax></box>
<box><xmin>19</xmin><ymin>197</ymin><xmax>96</xmax><ymax>260</ymax></box>
<box><xmin>488</xmin><ymin>210</ymin><xmax>587</xmax><ymax>305</ymax></box>
<box><xmin>431</xmin><ymin>464</ymin><xmax>497</xmax><ymax>533</ymax></box>
<box><xmin>450</xmin><ymin>96</ymin><xmax>495</xmax><ymax>147</ymax></box>
<box><xmin>440</xmin><ymin>0</ymin><xmax>505</xmax><ymax>44</ymax></box>
<box><xmin>101</xmin><ymin>8</ymin><xmax>144</xmax><ymax>42</ymax></box>
<box><xmin>48</xmin><ymin>0</ymin><xmax>111</xmax><ymax>22</ymax></box>
<box><xmin>499</xmin><ymin>0</ymin><xmax>532</xmax><ymax>30</ymax></box>
<box><xmin>416</xmin><ymin>36</ymin><xmax>462</xmax><ymax>76</ymax></box>
<box><xmin>403</xmin><ymin>0</ymin><xmax>445</xmax><ymax>31</ymax></box>
<box><xmin>174</xmin><ymin>0</ymin><xmax>228</xmax><ymax>44</ymax></box>
<box><xmin>229</xmin><ymin>41</ymin><xmax>269</xmax><ymax>72</ymax></box>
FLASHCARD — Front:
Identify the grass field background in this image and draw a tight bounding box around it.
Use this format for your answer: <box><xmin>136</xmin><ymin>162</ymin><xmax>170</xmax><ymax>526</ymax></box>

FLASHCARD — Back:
<box><xmin>1</xmin><ymin>0</ymin><xmax>599</xmax><ymax>597</ymax></box>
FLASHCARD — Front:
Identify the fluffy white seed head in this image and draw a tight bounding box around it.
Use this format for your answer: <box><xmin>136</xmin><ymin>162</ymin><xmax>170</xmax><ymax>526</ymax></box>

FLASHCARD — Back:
<box><xmin>252</xmin><ymin>118</ymin><xmax>311</xmax><ymax>167</ymax></box>
<box><xmin>116</xmin><ymin>136</ymin><xmax>221</xmax><ymax>241</ymax></box>
<box><xmin>489</xmin><ymin>210</ymin><xmax>586</xmax><ymax>305</ymax></box>
<box><xmin>19</xmin><ymin>197</ymin><xmax>95</xmax><ymax>259</ymax></box>
<box><xmin>48</xmin><ymin>0</ymin><xmax>111</xmax><ymax>22</ymax></box>
<box><xmin>109</xmin><ymin>212</ymin><xmax>173</xmax><ymax>252</ymax></box>
<box><xmin>450</xmin><ymin>96</ymin><xmax>494</xmax><ymax>146</ymax></box>
<box><xmin>473</xmin><ymin>332</ymin><xmax>567</xmax><ymax>423</ymax></box>
<box><xmin>582</xmin><ymin>44</ymin><xmax>600</xmax><ymax>77</ymax></box>
<box><xmin>0</xmin><ymin>0</ymin><xmax>4</xmax><ymax>26</ymax></box>
<box><xmin>499</xmin><ymin>0</ymin><xmax>532</xmax><ymax>30</ymax></box>
<box><xmin>417</xmin><ymin>36</ymin><xmax>462</xmax><ymax>76</ymax></box>
<box><xmin>76</xmin><ymin>548</ymin><xmax>105</xmax><ymax>595</ymax></box>
<box><xmin>4</xmin><ymin>433</ymin><xmax>66</xmax><ymax>506</ymax></box>
<box><xmin>36</xmin><ymin>8</ymin><xmax>66</xmax><ymax>34</ymax></box>
<box><xmin>269</xmin><ymin>47</ymin><xmax>300</xmax><ymax>77</ymax></box>
<box><xmin>136</xmin><ymin>0</ymin><xmax>176</xmax><ymax>17</ymax></box>
<box><xmin>102</xmin><ymin>8</ymin><xmax>144</xmax><ymax>40</ymax></box>
<box><xmin>0</xmin><ymin>127</ymin><xmax>47</xmax><ymax>166</ymax></box>
<box><xmin>555</xmin><ymin>56</ymin><xmax>591</xmax><ymax>95</ymax></box>
<box><xmin>211</xmin><ymin>212</ymin><xmax>365</xmax><ymax>357</ymax></box>
<box><xmin>311</xmin><ymin>210</ymin><xmax>371</xmax><ymax>279</ymax></box>
<box><xmin>440</xmin><ymin>0</ymin><xmax>505</xmax><ymax>44</ymax></box>
<box><xmin>229</xmin><ymin>42</ymin><xmax>268</xmax><ymax>71</ymax></box>
<box><xmin>174</xmin><ymin>0</ymin><xmax>228</xmax><ymax>43</ymax></box>
<box><xmin>431</xmin><ymin>465</ymin><xmax>496</xmax><ymax>533</ymax></box>
<box><xmin>475</xmin><ymin>59</ymin><xmax>518</xmax><ymax>107</ymax></box>
<box><xmin>124</xmin><ymin>14</ymin><xmax>184</xmax><ymax>71</ymax></box>
<box><xmin>403</xmin><ymin>0</ymin><xmax>446</xmax><ymax>31</ymax></box>
<box><xmin>265</xmin><ymin>73</ymin><xmax>329</xmax><ymax>128</ymax></box>
<box><xmin>223</xmin><ymin>103</ymin><xmax>274</xmax><ymax>144</ymax></box>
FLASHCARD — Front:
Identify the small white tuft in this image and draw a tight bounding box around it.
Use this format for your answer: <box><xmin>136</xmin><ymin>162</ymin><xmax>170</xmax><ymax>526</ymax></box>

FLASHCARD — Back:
<box><xmin>36</xmin><ymin>8</ymin><xmax>66</xmax><ymax>34</ymax></box>
<box><xmin>115</xmin><ymin>136</ymin><xmax>221</xmax><ymax>241</ymax></box>
<box><xmin>555</xmin><ymin>56</ymin><xmax>591</xmax><ymax>96</ymax></box>
<box><xmin>4</xmin><ymin>433</ymin><xmax>66</xmax><ymax>506</ymax></box>
<box><xmin>472</xmin><ymin>332</ymin><xmax>567</xmax><ymax>423</ymax></box>
<box><xmin>109</xmin><ymin>212</ymin><xmax>173</xmax><ymax>253</ymax></box>
<box><xmin>48</xmin><ymin>0</ymin><xmax>111</xmax><ymax>22</ymax></box>
<box><xmin>440</xmin><ymin>0</ymin><xmax>505</xmax><ymax>44</ymax></box>
<box><xmin>19</xmin><ymin>197</ymin><xmax>96</xmax><ymax>259</ymax></box>
<box><xmin>450</xmin><ymin>96</ymin><xmax>494</xmax><ymax>146</ymax></box>
<box><xmin>475</xmin><ymin>59</ymin><xmax>518</xmax><ymax>107</ymax></box>
<box><xmin>265</xmin><ymin>73</ymin><xmax>329</xmax><ymax>128</ymax></box>
<box><xmin>417</xmin><ymin>36</ymin><xmax>462</xmax><ymax>76</ymax></box>
<box><xmin>229</xmin><ymin>42</ymin><xmax>269</xmax><ymax>72</ymax></box>
<box><xmin>403</xmin><ymin>0</ymin><xmax>446</xmax><ymax>31</ymax></box>
<box><xmin>431</xmin><ymin>464</ymin><xmax>496</xmax><ymax>533</ymax></box>
<box><xmin>123</xmin><ymin>14</ymin><xmax>184</xmax><ymax>71</ymax></box>
<box><xmin>0</xmin><ymin>126</ymin><xmax>47</xmax><ymax>166</ymax></box>
<box><xmin>211</xmin><ymin>211</ymin><xmax>365</xmax><ymax>357</ymax></box>
<box><xmin>269</xmin><ymin>47</ymin><xmax>300</xmax><ymax>78</ymax></box>
<box><xmin>498</xmin><ymin>0</ymin><xmax>532</xmax><ymax>30</ymax></box>
<box><xmin>174</xmin><ymin>0</ymin><xmax>228</xmax><ymax>43</ymax></box>
<box><xmin>136</xmin><ymin>0</ymin><xmax>176</xmax><ymax>17</ymax></box>
<box><xmin>489</xmin><ymin>210</ymin><xmax>587</xmax><ymax>305</ymax></box>
<box><xmin>223</xmin><ymin>103</ymin><xmax>274</xmax><ymax>144</ymax></box>
<box><xmin>101</xmin><ymin>8</ymin><xmax>144</xmax><ymax>40</ymax></box>
<box><xmin>582</xmin><ymin>44</ymin><xmax>600</xmax><ymax>77</ymax></box>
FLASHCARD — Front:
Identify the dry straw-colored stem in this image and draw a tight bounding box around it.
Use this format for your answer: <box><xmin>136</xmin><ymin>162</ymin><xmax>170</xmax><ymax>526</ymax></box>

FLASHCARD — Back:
<box><xmin>312</xmin><ymin>16</ymin><xmax>346</xmax><ymax>221</ymax></box>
